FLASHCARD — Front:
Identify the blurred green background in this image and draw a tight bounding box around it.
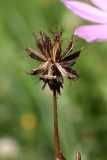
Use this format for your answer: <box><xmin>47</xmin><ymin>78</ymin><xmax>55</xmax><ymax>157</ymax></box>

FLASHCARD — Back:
<box><xmin>0</xmin><ymin>0</ymin><xmax>107</xmax><ymax>160</ymax></box>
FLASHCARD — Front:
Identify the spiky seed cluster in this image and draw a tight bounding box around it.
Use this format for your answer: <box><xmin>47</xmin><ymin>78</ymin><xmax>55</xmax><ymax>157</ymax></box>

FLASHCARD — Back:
<box><xmin>26</xmin><ymin>30</ymin><xmax>82</xmax><ymax>94</ymax></box>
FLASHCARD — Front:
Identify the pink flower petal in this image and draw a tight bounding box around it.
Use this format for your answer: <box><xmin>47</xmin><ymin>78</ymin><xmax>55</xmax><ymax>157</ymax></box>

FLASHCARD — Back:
<box><xmin>91</xmin><ymin>0</ymin><xmax>107</xmax><ymax>11</ymax></box>
<box><xmin>74</xmin><ymin>25</ymin><xmax>107</xmax><ymax>42</ymax></box>
<box><xmin>62</xmin><ymin>0</ymin><xmax>107</xmax><ymax>23</ymax></box>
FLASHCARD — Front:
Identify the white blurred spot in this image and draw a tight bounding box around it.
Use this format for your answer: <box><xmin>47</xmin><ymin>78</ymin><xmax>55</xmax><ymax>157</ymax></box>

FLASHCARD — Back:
<box><xmin>0</xmin><ymin>137</ymin><xmax>21</xmax><ymax>159</ymax></box>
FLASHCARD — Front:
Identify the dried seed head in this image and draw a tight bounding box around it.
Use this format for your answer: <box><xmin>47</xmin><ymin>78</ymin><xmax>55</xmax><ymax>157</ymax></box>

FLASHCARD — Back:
<box><xmin>26</xmin><ymin>30</ymin><xmax>82</xmax><ymax>94</ymax></box>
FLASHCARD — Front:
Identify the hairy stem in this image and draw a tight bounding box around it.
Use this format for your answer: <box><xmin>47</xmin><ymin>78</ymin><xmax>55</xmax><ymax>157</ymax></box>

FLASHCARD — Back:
<box><xmin>53</xmin><ymin>90</ymin><xmax>60</xmax><ymax>160</ymax></box>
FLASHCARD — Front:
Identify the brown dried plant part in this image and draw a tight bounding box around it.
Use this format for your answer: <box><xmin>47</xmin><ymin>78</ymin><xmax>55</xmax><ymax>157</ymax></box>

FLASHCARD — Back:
<box><xmin>26</xmin><ymin>30</ymin><xmax>83</xmax><ymax>160</ymax></box>
<box><xmin>26</xmin><ymin>30</ymin><xmax>83</xmax><ymax>94</ymax></box>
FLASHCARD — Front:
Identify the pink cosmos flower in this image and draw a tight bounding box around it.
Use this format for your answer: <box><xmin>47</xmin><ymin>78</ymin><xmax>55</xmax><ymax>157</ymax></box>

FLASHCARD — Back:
<box><xmin>62</xmin><ymin>0</ymin><xmax>107</xmax><ymax>42</ymax></box>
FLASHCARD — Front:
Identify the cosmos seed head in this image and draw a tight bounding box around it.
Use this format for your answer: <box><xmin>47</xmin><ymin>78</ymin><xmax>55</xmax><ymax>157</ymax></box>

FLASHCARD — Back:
<box><xmin>26</xmin><ymin>30</ymin><xmax>83</xmax><ymax>94</ymax></box>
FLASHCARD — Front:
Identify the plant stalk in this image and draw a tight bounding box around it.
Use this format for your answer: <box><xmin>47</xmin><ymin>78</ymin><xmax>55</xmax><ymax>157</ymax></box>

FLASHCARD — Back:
<box><xmin>53</xmin><ymin>90</ymin><xmax>60</xmax><ymax>160</ymax></box>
